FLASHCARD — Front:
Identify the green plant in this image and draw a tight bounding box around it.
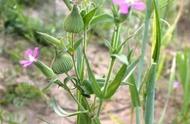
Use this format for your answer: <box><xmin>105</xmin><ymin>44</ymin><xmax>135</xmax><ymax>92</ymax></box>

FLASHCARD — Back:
<box><xmin>0</xmin><ymin>0</ymin><xmax>52</xmax><ymax>46</ymax></box>
<box><xmin>19</xmin><ymin>0</ymin><xmax>164</xmax><ymax>124</ymax></box>
<box><xmin>176</xmin><ymin>48</ymin><xmax>190</xmax><ymax>124</ymax></box>
<box><xmin>0</xmin><ymin>109</ymin><xmax>27</xmax><ymax>124</ymax></box>
<box><xmin>0</xmin><ymin>83</ymin><xmax>43</xmax><ymax>107</ymax></box>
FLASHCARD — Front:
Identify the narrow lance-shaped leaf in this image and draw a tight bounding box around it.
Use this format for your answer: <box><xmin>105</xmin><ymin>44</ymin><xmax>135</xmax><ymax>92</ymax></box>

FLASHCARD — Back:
<box><xmin>124</xmin><ymin>58</ymin><xmax>140</xmax><ymax>107</ymax></box>
<box><xmin>137</xmin><ymin>0</ymin><xmax>153</xmax><ymax>89</ymax></box>
<box><xmin>128</xmin><ymin>75</ymin><xmax>140</xmax><ymax>107</ymax></box>
<box><xmin>83</xmin><ymin>7</ymin><xmax>98</xmax><ymax>28</ymax></box>
<box><xmin>112</xmin><ymin>54</ymin><xmax>129</xmax><ymax>65</ymax></box>
<box><xmin>84</xmin><ymin>54</ymin><xmax>103</xmax><ymax>98</ymax></box>
<box><xmin>152</xmin><ymin>0</ymin><xmax>162</xmax><ymax>63</ymax></box>
<box><xmin>76</xmin><ymin>45</ymin><xmax>84</xmax><ymax>80</ymax></box>
<box><xmin>90</xmin><ymin>13</ymin><xmax>114</xmax><ymax>26</ymax></box>
<box><xmin>123</xmin><ymin>58</ymin><xmax>140</xmax><ymax>82</ymax></box>
<box><xmin>104</xmin><ymin>64</ymin><xmax>127</xmax><ymax>99</ymax></box>
<box><xmin>144</xmin><ymin>63</ymin><xmax>157</xmax><ymax>124</ymax></box>
<box><xmin>176</xmin><ymin>49</ymin><xmax>190</xmax><ymax>115</ymax></box>
<box><xmin>74</xmin><ymin>38</ymin><xmax>83</xmax><ymax>50</ymax></box>
<box><xmin>145</xmin><ymin>1</ymin><xmax>161</xmax><ymax>124</ymax></box>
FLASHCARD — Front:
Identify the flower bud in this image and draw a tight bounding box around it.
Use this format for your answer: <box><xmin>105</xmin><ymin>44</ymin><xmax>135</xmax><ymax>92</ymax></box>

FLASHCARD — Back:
<box><xmin>64</xmin><ymin>5</ymin><xmax>84</xmax><ymax>33</ymax></box>
<box><xmin>35</xmin><ymin>61</ymin><xmax>55</xmax><ymax>79</ymax></box>
<box><xmin>52</xmin><ymin>54</ymin><xmax>73</xmax><ymax>74</ymax></box>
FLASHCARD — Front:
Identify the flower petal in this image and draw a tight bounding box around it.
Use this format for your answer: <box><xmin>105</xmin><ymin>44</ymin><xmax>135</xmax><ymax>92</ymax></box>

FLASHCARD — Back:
<box><xmin>112</xmin><ymin>0</ymin><xmax>126</xmax><ymax>5</ymax></box>
<box><xmin>20</xmin><ymin>60</ymin><xmax>31</xmax><ymax>64</ymax></box>
<box><xmin>33</xmin><ymin>47</ymin><xmax>40</xmax><ymax>59</ymax></box>
<box><xmin>119</xmin><ymin>4</ymin><xmax>129</xmax><ymax>14</ymax></box>
<box><xmin>132</xmin><ymin>1</ymin><xmax>146</xmax><ymax>11</ymax></box>
<box><xmin>20</xmin><ymin>60</ymin><xmax>33</xmax><ymax>68</ymax></box>
<box><xmin>173</xmin><ymin>81</ymin><xmax>180</xmax><ymax>89</ymax></box>
<box><xmin>24</xmin><ymin>48</ymin><xmax>33</xmax><ymax>58</ymax></box>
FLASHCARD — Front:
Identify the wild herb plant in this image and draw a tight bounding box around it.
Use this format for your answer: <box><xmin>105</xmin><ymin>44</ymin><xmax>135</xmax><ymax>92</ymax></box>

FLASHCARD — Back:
<box><xmin>0</xmin><ymin>0</ymin><xmax>52</xmax><ymax>46</ymax></box>
<box><xmin>19</xmin><ymin>0</ymin><xmax>162</xmax><ymax>124</ymax></box>
<box><xmin>176</xmin><ymin>49</ymin><xmax>190</xmax><ymax>124</ymax></box>
<box><xmin>0</xmin><ymin>83</ymin><xmax>43</xmax><ymax>107</ymax></box>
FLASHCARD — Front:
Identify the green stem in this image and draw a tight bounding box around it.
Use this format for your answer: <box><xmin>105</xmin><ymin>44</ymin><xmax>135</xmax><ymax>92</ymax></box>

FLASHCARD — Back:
<box><xmin>96</xmin><ymin>99</ymin><xmax>103</xmax><ymax>117</ymax></box>
<box><xmin>71</xmin><ymin>33</ymin><xmax>80</xmax><ymax>80</ymax></box>
<box><xmin>135</xmin><ymin>107</ymin><xmax>141</xmax><ymax>124</ymax></box>
<box><xmin>54</xmin><ymin>79</ymin><xmax>86</xmax><ymax>112</ymax></box>
<box><xmin>96</xmin><ymin>58</ymin><xmax>115</xmax><ymax>117</ymax></box>
<box><xmin>111</xmin><ymin>24</ymin><xmax>121</xmax><ymax>52</ymax></box>
<box><xmin>96</xmin><ymin>23</ymin><xmax>121</xmax><ymax>117</ymax></box>
<box><xmin>66</xmin><ymin>86</ymin><xmax>86</xmax><ymax>111</ymax></box>
<box><xmin>115</xmin><ymin>24</ymin><xmax>121</xmax><ymax>50</ymax></box>
<box><xmin>103</xmin><ymin>58</ymin><xmax>115</xmax><ymax>95</ymax></box>
<box><xmin>137</xmin><ymin>0</ymin><xmax>152</xmax><ymax>89</ymax></box>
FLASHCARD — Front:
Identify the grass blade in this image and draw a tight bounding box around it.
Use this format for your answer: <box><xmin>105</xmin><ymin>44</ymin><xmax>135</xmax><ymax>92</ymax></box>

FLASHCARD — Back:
<box><xmin>144</xmin><ymin>63</ymin><xmax>157</xmax><ymax>124</ymax></box>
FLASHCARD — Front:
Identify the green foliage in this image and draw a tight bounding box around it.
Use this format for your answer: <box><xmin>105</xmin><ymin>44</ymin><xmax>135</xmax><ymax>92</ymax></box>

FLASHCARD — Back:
<box><xmin>83</xmin><ymin>7</ymin><xmax>98</xmax><ymax>28</ymax></box>
<box><xmin>144</xmin><ymin>63</ymin><xmax>157</xmax><ymax>124</ymax></box>
<box><xmin>84</xmin><ymin>53</ymin><xmax>103</xmax><ymax>98</ymax></box>
<box><xmin>176</xmin><ymin>49</ymin><xmax>190</xmax><ymax>123</ymax></box>
<box><xmin>0</xmin><ymin>83</ymin><xmax>43</xmax><ymax>106</ymax></box>
<box><xmin>3</xmin><ymin>0</ymin><xmax>186</xmax><ymax>123</ymax></box>
<box><xmin>144</xmin><ymin>1</ymin><xmax>162</xmax><ymax>124</ymax></box>
<box><xmin>0</xmin><ymin>109</ymin><xmax>27</xmax><ymax>124</ymax></box>
<box><xmin>104</xmin><ymin>64</ymin><xmax>127</xmax><ymax>98</ymax></box>
<box><xmin>0</xmin><ymin>0</ymin><xmax>52</xmax><ymax>46</ymax></box>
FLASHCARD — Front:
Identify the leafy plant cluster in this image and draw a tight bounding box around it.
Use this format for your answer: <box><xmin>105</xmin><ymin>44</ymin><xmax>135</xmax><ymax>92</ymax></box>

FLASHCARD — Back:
<box><xmin>0</xmin><ymin>83</ymin><xmax>43</xmax><ymax>107</ymax></box>
<box><xmin>20</xmin><ymin>0</ymin><xmax>163</xmax><ymax>124</ymax></box>
<box><xmin>0</xmin><ymin>0</ymin><xmax>52</xmax><ymax>46</ymax></box>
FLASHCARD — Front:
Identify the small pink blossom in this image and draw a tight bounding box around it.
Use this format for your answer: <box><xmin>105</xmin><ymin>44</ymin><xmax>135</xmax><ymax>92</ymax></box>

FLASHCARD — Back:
<box><xmin>173</xmin><ymin>81</ymin><xmax>180</xmax><ymax>89</ymax></box>
<box><xmin>112</xmin><ymin>0</ymin><xmax>146</xmax><ymax>14</ymax></box>
<box><xmin>20</xmin><ymin>47</ymin><xmax>39</xmax><ymax>68</ymax></box>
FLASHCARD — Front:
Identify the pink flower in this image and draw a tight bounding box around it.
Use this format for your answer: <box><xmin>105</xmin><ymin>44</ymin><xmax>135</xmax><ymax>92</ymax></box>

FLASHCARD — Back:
<box><xmin>112</xmin><ymin>0</ymin><xmax>146</xmax><ymax>14</ymax></box>
<box><xmin>173</xmin><ymin>81</ymin><xmax>180</xmax><ymax>89</ymax></box>
<box><xmin>20</xmin><ymin>47</ymin><xmax>40</xmax><ymax>68</ymax></box>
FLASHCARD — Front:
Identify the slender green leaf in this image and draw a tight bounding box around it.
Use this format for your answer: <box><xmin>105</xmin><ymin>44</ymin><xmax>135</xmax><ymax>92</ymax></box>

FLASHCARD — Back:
<box><xmin>112</xmin><ymin>54</ymin><xmax>129</xmax><ymax>65</ymax></box>
<box><xmin>137</xmin><ymin>0</ymin><xmax>153</xmax><ymax>89</ymax></box>
<box><xmin>123</xmin><ymin>58</ymin><xmax>140</xmax><ymax>82</ymax></box>
<box><xmin>83</xmin><ymin>7</ymin><xmax>98</xmax><ymax>27</ymax></box>
<box><xmin>144</xmin><ymin>63</ymin><xmax>157</xmax><ymax>124</ymax></box>
<box><xmin>176</xmin><ymin>49</ymin><xmax>190</xmax><ymax>115</ymax></box>
<box><xmin>84</xmin><ymin>54</ymin><xmax>103</xmax><ymax>98</ymax></box>
<box><xmin>152</xmin><ymin>0</ymin><xmax>162</xmax><ymax>63</ymax></box>
<box><xmin>90</xmin><ymin>14</ymin><xmax>114</xmax><ymax>26</ymax></box>
<box><xmin>76</xmin><ymin>45</ymin><xmax>84</xmax><ymax>80</ymax></box>
<box><xmin>104</xmin><ymin>64</ymin><xmax>127</xmax><ymax>99</ymax></box>
<box><xmin>74</xmin><ymin>38</ymin><xmax>83</xmax><ymax>50</ymax></box>
<box><xmin>128</xmin><ymin>75</ymin><xmax>140</xmax><ymax>107</ymax></box>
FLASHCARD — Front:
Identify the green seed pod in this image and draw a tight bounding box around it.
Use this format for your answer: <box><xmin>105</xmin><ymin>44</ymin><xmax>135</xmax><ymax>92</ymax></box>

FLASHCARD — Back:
<box><xmin>52</xmin><ymin>54</ymin><xmax>73</xmax><ymax>74</ymax></box>
<box><xmin>63</xmin><ymin>5</ymin><xmax>84</xmax><ymax>33</ymax></box>
<box><xmin>35</xmin><ymin>61</ymin><xmax>55</xmax><ymax>79</ymax></box>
